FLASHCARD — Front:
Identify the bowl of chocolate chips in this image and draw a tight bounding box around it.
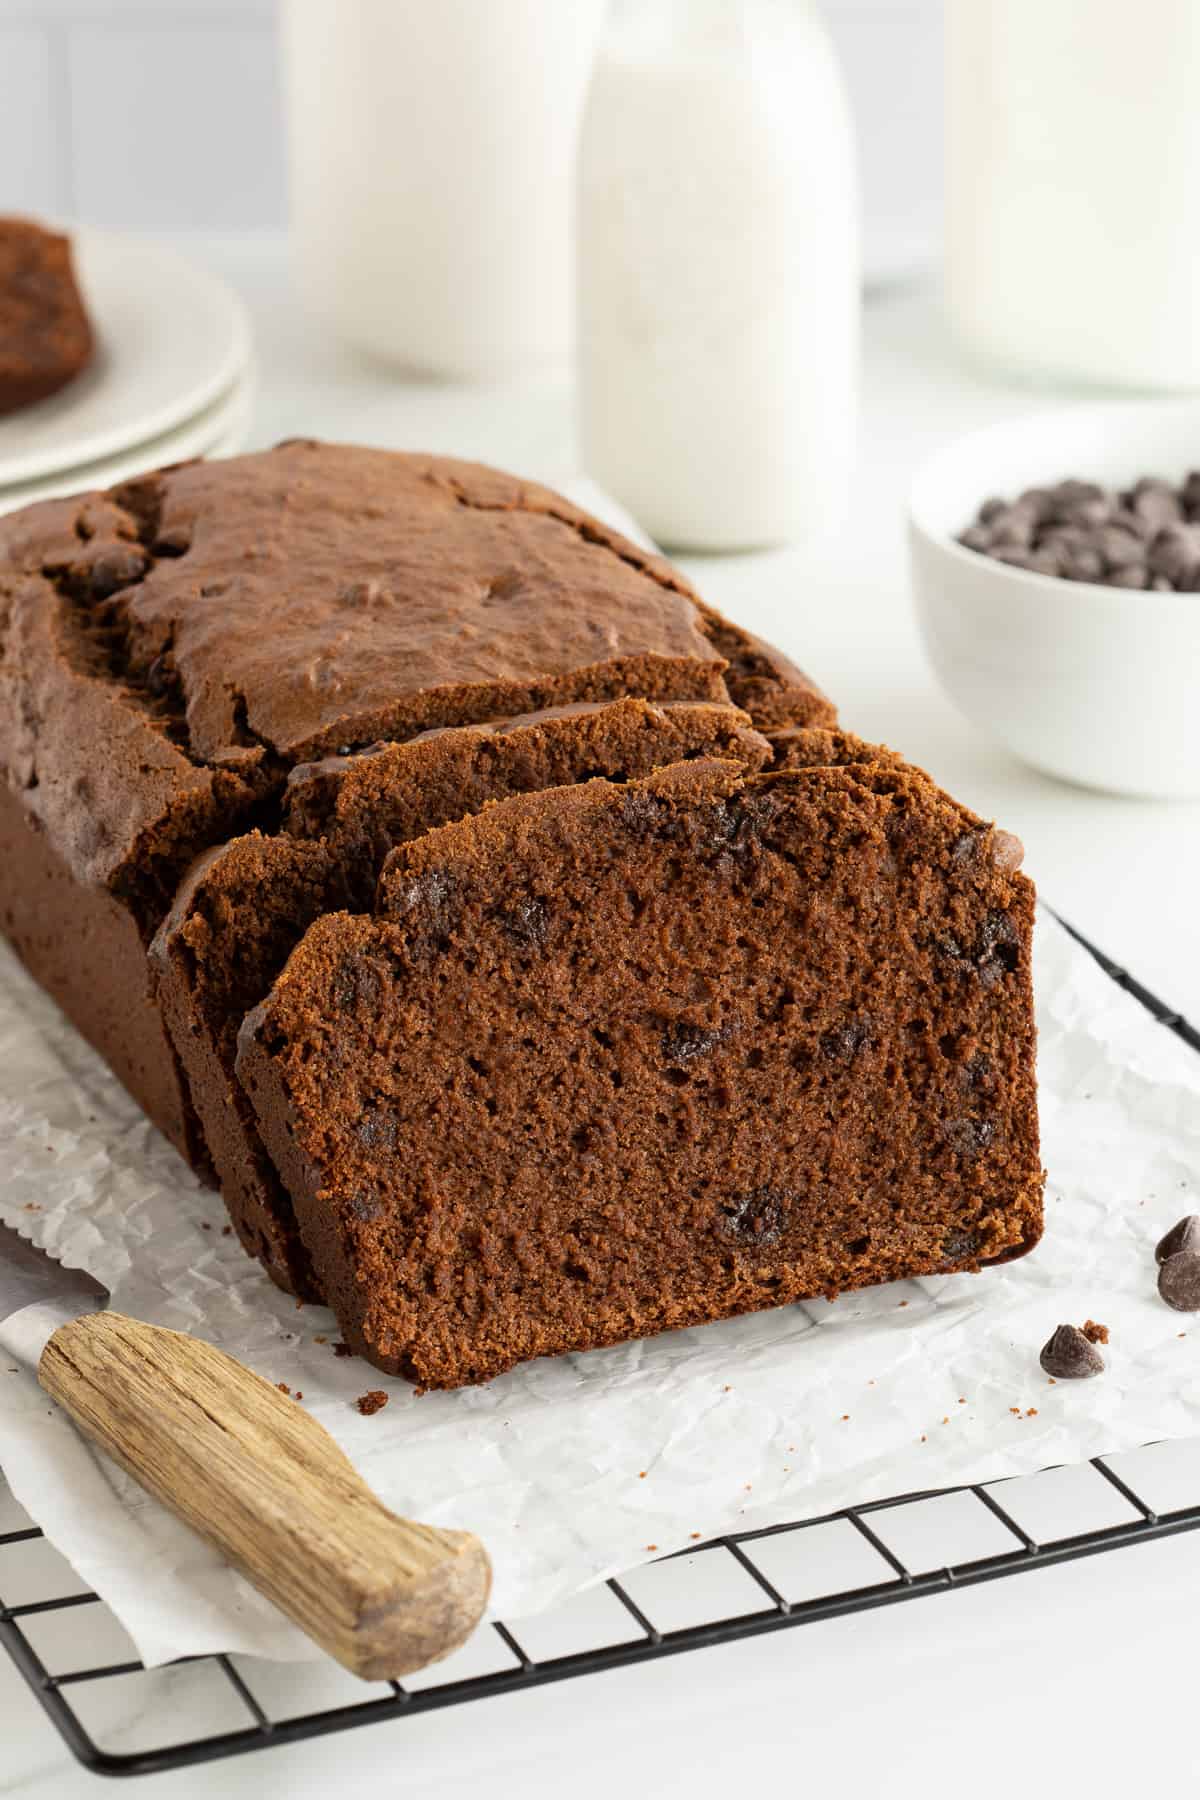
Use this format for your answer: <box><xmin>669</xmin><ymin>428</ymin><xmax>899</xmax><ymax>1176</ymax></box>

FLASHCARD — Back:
<box><xmin>909</xmin><ymin>402</ymin><xmax>1200</xmax><ymax>797</ymax></box>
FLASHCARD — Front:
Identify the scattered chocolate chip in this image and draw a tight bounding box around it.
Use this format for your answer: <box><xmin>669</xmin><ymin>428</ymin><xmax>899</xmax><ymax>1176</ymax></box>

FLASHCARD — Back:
<box><xmin>1082</xmin><ymin>1319</ymin><xmax>1109</xmax><ymax>1345</ymax></box>
<box><xmin>333</xmin><ymin>1341</ymin><xmax>354</xmax><ymax>1358</ymax></box>
<box><xmin>1039</xmin><ymin>1324</ymin><xmax>1105</xmax><ymax>1379</ymax></box>
<box><xmin>1158</xmin><ymin>1251</ymin><xmax>1200</xmax><ymax>1312</ymax></box>
<box><xmin>1155</xmin><ymin>1214</ymin><xmax>1200</xmax><ymax>1264</ymax></box>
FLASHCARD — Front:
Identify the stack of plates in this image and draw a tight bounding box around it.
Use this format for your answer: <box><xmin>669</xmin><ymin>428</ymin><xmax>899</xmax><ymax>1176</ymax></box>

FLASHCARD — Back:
<box><xmin>0</xmin><ymin>230</ymin><xmax>253</xmax><ymax>515</ymax></box>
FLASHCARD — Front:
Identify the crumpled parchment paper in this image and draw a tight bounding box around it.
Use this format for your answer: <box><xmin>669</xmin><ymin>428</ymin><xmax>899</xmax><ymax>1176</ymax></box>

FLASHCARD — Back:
<box><xmin>1</xmin><ymin>909</ymin><xmax>1197</xmax><ymax>1668</ymax></box>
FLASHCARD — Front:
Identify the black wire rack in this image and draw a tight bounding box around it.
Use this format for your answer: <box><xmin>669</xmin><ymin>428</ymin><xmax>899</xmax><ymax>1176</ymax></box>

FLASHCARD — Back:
<box><xmin>4</xmin><ymin>924</ymin><xmax>1199</xmax><ymax>1779</ymax></box>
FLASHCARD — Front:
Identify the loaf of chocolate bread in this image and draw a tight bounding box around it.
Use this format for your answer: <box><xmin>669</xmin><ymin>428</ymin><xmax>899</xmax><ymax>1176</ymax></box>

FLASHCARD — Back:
<box><xmin>0</xmin><ymin>440</ymin><xmax>830</xmax><ymax>1211</ymax></box>
<box><xmin>236</xmin><ymin>756</ymin><xmax>1043</xmax><ymax>1388</ymax></box>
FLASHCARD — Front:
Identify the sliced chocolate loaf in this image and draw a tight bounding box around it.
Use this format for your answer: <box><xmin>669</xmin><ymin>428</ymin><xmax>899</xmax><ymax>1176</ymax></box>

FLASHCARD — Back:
<box><xmin>153</xmin><ymin>699</ymin><xmax>770</xmax><ymax>1296</ymax></box>
<box><xmin>0</xmin><ymin>441</ymin><xmax>831</xmax><ymax>1171</ymax></box>
<box><xmin>0</xmin><ymin>217</ymin><xmax>94</xmax><ymax>417</ymax></box>
<box><xmin>237</xmin><ymin>755</ymin><xmax>1042</xmax><ymax>1389</ymax></box>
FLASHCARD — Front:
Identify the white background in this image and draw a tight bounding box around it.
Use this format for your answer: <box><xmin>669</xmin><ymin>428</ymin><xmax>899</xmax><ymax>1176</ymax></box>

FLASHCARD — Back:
<box><xmin>0</xmin><ymin>0</ymin><xmax>942</xmax><ymax>280</ymax></box>
<box><xmin>2</xmin><ymin>4</ymin><xmax>1199</xmax><ymax>1794</ymax></box>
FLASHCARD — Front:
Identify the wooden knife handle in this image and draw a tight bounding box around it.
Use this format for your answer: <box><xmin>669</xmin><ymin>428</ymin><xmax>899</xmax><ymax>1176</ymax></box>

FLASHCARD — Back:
<box><xmin>38</xmin><ymin>1311</ymin><xmax>490</xmax><ymax>1681</ymax></box>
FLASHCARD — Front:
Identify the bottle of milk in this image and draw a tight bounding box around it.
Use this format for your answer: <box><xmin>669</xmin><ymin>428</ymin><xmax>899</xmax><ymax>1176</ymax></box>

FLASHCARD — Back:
<box><xmin>577</xmin><ymin>0</ymin><xmax>859</xmax><ymax>552</ymax></box>
<box><xmin>946</xmin><ymin>0</ymin><xmax>1200</xmax><ymax>389</ymax></box>
<box><xmin>282</xmin><ymin>0</ymin><xmax>604</xmax><ymax>378</ymax></box>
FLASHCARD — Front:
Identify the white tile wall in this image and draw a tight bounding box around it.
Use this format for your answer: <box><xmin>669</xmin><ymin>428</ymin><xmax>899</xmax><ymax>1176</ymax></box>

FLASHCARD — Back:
<box><xmin>0</xmin><ymin>0</ymin><xmax>942</xmax><ymax>274</ymax></box>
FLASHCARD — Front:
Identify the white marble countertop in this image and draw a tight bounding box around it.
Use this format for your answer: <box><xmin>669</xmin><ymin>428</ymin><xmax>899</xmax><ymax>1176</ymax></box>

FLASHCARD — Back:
<box><xmin>3</xmin><ymin>237</ymin><xmax>1198</xmax><ymax>1796</ymax></box>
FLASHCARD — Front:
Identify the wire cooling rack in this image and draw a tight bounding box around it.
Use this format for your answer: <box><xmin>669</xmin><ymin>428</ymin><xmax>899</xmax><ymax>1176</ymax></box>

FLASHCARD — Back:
<box><xmin>3</xmin><ymin>923</ymin><xmax>1199</xmax><ymax>1778</ymax></box>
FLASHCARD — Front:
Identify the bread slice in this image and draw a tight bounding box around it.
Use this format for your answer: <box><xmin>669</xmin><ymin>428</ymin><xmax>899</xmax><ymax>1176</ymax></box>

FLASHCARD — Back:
<box><xmin>153</xmin><ymin>700</ymin><xmax>770</xmax><ymax>1295</ymax></box>
<box><xmin>237</xmin><ymin>754</ymin><xmax>1042</xmax><ymax>1388</ymax></box>
<box><xmin>0</xmin><ymin>217</ymin><xmax>93</xmax><ymax>416</ymax></box>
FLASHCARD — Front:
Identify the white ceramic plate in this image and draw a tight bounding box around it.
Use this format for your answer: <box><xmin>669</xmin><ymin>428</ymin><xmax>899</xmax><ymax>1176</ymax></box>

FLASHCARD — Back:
<box><xmin>0</xmin><ymin>368</ymin><xmax>255</xmax><ymax>515</ymax></box>
<box><xmin>0</xmin><ymin>229</ymin><xmax>252</xmax><ymax>488</ymax></box>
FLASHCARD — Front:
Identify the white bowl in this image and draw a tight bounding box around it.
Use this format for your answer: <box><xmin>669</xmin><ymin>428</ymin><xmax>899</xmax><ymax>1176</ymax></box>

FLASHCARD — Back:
<box><xmin>909</xmin><ymin>401</ymin><xmax>1200</xmax><ymax>798</ymax></box>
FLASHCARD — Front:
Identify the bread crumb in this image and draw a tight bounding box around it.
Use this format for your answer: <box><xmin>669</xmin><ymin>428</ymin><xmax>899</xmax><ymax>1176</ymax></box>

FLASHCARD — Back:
<box><xmin>841</xmin><ymin>1413</ymin><xmax>849</xmax><ymax>1421</ymax></box>
<box><xmin>1025</xmin><ymin>1407</ymin><xmax>1037</xmax><ymax>1416</ymax></box>
<box><xmin>1082</xmin><ymin>1319</ymin><xmax>1110</xmax><ymax>1345</ymax></box>
<box><xmin>638</xmin><ymin>1470</ymin><xmax>647</xmax><ymax>1479</ymax></box>
<box><xmin>645</xmin><ymin>1544</ymin><xmax>658</xmax><ymax>1552</ymax></box>
<box><xmin>898</xmin><ymin>1300</ymin><xmax>908</xmax><ymax>1307</ymax></box>
<box><xmin>689</xmin><ymin>1531</ymin><xmax>701</xmax><ymax>1540</ymax></box>
<box><xmin>221</xmin><ymin>1225</ymin><xmax>232</xmax><ymax>1236</ymax></box>
<box><xmin>1047</xmin><ymin>1376</ymin><xmax>1057</xmax><ymax>1384</ymax></box>
<box><xmin>723</xmin><ymin>1384</ymin><xmax>732</xmax><ymax>1392</ymax></box>
<box><xmin>313</xmin><ymin>1334</ymin><xmax>327</xmax><ymax>1344</ymax></box>
<box><xmin>920</xmin><ymin>1434</ymin><xmax>927</xmax><ymax>1442</ymax></box>
<box><xmin>294</xmin><ymin>1391</ymin><xmax>303</xmax><ymax>1400</ymax></box>
<box><xmin>277</xmin><ymin>1382</ymin><xmax>291</xmax><ymax>1396</ymax></box>
<box><xmin>1009</xmin><ymin>1406</ymin><xmax>1021</xmax><ymax>1415</ymax></box>
<box><xmin>356</xmin><ymin>1390</ymin><xmax>388</xmax><ymax>1416</ymax></box>
<box><xmin>958</xmin><ymin>1397</ymin><xmax>966</xmax><ymax>1404</ymax></box>
<box><xmin>201</xmin><ymin>1222</ymin><xmax>211</xmax><ymax>1231</ymax></box>
<box><xmin>333</xmin><ymin>1342</ymin><xmax>354</xmax><ymax>1358</ymax></box>
<box><xmin>941</xmin><ymin>1416</ymin><xmax>949</xmax><ymax>1424</ymax></box>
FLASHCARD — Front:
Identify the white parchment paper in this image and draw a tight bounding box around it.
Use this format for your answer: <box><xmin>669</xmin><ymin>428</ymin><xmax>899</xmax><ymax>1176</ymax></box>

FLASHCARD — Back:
<box><xmin>1</xmin><ymin>910</ymin><xmax>1198</xmax><ymax>1668</ymax></box>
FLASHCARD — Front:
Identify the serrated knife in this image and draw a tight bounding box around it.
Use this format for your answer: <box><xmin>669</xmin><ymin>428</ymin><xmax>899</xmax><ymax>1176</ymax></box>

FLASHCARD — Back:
<box><xmin>0</xmin><ymin>1221</ymin><xmax>489</xmax><ymax>1679</ymax></box>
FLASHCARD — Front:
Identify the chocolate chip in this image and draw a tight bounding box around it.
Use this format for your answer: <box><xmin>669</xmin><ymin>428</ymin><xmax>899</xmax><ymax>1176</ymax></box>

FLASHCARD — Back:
<box><xmin>944</xmin><ymin>1117</ymin><xmax>995</xmax><ymax>1159</ymax></box>
<box><xmin>1061</xmin><ymin>547</ymin><xmax>1105</xmax><ymax>583</ymax></box>
<box><xmin>87</xmin><ymin>544</ymin><xmax>149</xmax><ymax>598</ymax></box>
<box><xmin>1131</xmin><ymin>479</ymin><xmax>1182</xmax><ymax>532</ymax></box>
<box><xmin>145</xmin><ymin>654</ymin><xmax>172</xmax><ymax>697</ymax></box>
<box><xmin>348</xmin><ymin>1191</ymin><xmax>384</xmax><ymax>1221</ymax></box>
<box><xmin>719</xmin><ymin>1188</ymin><xmax>789</xmax><ymax>1248</ymax></box>
<box><xmin>941</xmin><ymin>1226</ymin><xmax>981</xmax><ymax>1264</ymax></box>
<box><xmin>1098</xmin><ymin>525</ymin><xmax>1144</xmax><ymax>570</ymax></box>
<box><xmin>1039</xmin><ymin>1324</ymin><xmax>1105</xmax><ymax>1379</ymax></box>
<box><xmin>153</xmin><ymin>523</ymin><xmax>192</xmax><ymax>557</ymax></box>
<box><xmin>950</xmin><ymin>829</ymin><xmax>985</xmax><ymax>867</ymax></box>
<box><xmin>820</xmin><ymin>1019</ymin><xmax>871</xmax><ymax>1064</ymax></box>
<box><xmin>990</xmin><ymin>828</ymin><xmax>1025</xmax><ymax>873</ymax></box>
<box><xmin>499</xmin><ymin>897</ymin><xmax>549</xmax><ymax>951</ymax></box>
<box><xmin>1159</xmin><ymin>1250</ymin><xmax>1200</xmax><ymax>1312</ymax></box>
<box><xmin>1155</xmin><ymin>1214</ymin><xmax>1200</xmax><ymax>1264</ymax></box>
<box><xmin>662</xmin><ymin>1020</ymin><xmax>726</xmax><ymax>1064</ymax></box>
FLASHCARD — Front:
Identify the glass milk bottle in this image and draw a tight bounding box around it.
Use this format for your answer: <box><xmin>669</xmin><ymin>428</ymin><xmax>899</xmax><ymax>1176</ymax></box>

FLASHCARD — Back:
<box><xmin>282</xmin><ymin>0</ymin><xmax>604</xmax><ymax>378</ymax></box>
<box><xmin>577</xmin><ymin>0</ymin><xmax>859</xmax><ymax>551</ymax></box>
<box><xmin>946</xmin><ymin>0</ymin><xmax>1200</xmax><ymax>389</ymax></box>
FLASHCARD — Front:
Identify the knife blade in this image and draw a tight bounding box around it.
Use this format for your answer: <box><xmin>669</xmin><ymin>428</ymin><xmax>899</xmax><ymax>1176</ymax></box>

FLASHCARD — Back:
<box><xmin>0</xmin><ymin>1220</ymin><xmax>489</xmax><ymax>1679</ymax></box>
<box><xmin>0</xmin><ymin>1221</ymin><xmax>106</xmax><ymax>1366</ymax></box>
